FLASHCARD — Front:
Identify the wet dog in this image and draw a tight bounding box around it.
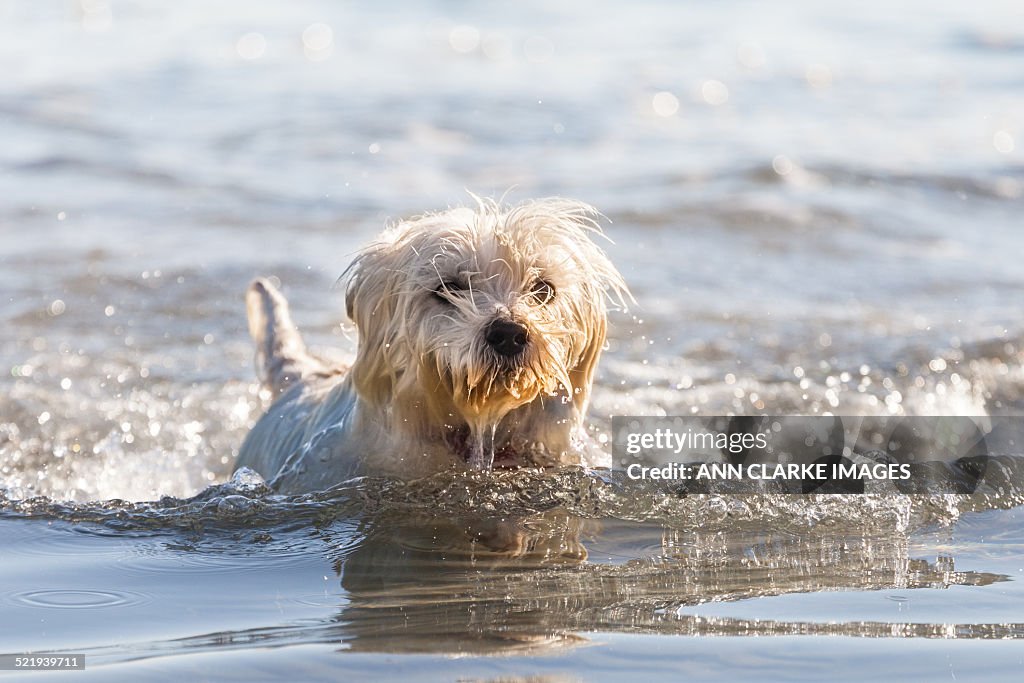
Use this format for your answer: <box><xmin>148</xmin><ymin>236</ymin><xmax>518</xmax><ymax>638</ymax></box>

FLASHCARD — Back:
<box><xmin>235</xmin><ymin>198</ymin><xmax>626</xmax><ymax>492</ymax></box>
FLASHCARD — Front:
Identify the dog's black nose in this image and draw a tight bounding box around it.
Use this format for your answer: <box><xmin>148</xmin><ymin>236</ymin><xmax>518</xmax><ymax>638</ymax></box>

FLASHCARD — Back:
<box><xmin>485</xmin><ymin>320</ymin><xmax>529</xmax><ymax>357</ymax></box>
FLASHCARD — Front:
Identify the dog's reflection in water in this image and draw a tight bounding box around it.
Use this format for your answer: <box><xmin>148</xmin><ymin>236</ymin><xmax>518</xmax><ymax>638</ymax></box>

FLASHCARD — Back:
<box><xmin>329</xmin><ymin>508</ymin><xmax>591</xmax><ymax>654</ymax></box>
<box><xmin>322</xmin><ymin>508</ymin><xmax>1010</xmax><ymax>654</ymax></box>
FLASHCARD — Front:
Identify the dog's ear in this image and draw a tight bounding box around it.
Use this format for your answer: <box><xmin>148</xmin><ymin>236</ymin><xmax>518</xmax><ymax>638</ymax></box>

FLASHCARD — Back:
<box><xmin>343</xmin><ymin>240</ymin><xmax>405</xmax><ymax>406</ymax></box>
<box><xmin>568</xmin><ymin>308</ymin><xmax>607</xmax><ymax>416</ymax></box>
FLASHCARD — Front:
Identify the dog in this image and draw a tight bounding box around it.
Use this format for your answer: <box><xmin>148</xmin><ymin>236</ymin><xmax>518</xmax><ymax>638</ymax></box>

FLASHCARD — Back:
<box><xmin>235</xmin><ymin>197</ymin><xmax>627</xmax><ymax>492</ymax></box>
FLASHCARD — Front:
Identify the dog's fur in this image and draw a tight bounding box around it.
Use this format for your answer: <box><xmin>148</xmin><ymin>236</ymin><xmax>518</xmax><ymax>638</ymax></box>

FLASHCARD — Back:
<box><xmin>235</xmin><ymin>198</ymin><xmax>626</xmax><ymax>492</ymax></box>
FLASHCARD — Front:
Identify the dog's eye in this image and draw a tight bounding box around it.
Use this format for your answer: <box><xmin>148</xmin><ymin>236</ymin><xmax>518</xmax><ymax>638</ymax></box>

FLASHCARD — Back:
<box><xmin>434</xmin><ymin>280</ymin><xmax>465</xmax><ymax>301</ymax></box>
<box><xmin>529</xmin><ymin>279</ymin><xmax>556</xmax><ymax>305</ymax></box>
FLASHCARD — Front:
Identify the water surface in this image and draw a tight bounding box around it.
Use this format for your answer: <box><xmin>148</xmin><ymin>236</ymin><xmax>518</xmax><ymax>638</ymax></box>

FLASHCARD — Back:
<box><xmin>2</xmin><ymin>0</ymin><xmax>1024</xmax><ymax>679</ymax></box>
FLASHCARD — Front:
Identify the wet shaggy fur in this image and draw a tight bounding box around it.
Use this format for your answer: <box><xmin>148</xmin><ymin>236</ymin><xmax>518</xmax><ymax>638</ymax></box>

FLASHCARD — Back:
<box><xmin>235</xmin><ymin>197</ymin><xmax>627</xmax><ymax>493</ymax></box>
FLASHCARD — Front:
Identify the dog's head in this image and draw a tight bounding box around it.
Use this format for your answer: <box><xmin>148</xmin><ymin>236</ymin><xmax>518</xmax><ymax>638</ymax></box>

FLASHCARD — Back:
<box><xmin>343</xmin><ymin>197</ymin><xmax>627</xmax><ymax>464</ymax></box>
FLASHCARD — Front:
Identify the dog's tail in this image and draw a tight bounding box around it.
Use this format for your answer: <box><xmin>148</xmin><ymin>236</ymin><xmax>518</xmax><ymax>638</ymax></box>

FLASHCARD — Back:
<box><xmin>245</xmin><ymin>278</ymin><xmax>324</xmax><ymax>395</ymax></box>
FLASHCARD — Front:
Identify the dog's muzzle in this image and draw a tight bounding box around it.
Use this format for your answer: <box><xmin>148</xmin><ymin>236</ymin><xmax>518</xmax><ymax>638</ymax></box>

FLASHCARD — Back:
<box><xmin>484</xmin><ymin>319</ymin><xmax>529</xmax><ymax>358</ymax></box>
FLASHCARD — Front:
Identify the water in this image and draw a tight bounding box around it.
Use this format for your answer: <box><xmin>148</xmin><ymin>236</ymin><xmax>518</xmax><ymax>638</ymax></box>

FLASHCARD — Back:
<box><xmin>2</xmin><ymin>0</ymin><xmax>1024</xmax><ymax>679</ymax></box>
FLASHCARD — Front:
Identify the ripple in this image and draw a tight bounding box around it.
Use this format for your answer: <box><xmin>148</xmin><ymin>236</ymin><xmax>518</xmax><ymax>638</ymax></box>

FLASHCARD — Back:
<box><xmin>0</xmin><ymin>519</ymin><xmax>167</xmax><ymax>562</ymax></box>
<box><xmin>291</xmin><ymin>593</ymin><xmax>347</xmax><ymax>608</ymax></box>
<box><xmin>104</xmin><ymin>533</ymin><xmax>328</xmax><ymax>577</ymax></box>
<box><xmin>8</xmin><ymin>588</ymin><xmax>149</xmax><ymax>610</ymax></box>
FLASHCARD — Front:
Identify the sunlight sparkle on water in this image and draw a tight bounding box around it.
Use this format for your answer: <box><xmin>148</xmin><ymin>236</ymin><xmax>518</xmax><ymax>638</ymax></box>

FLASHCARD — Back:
<box><xmin>449</xmin><ymin>25</ymin><xmax>480</xmax><ymax>53</ymax></box>
<box><xmin>805</xmin><ymin>63</ymin><xmax>833</xmax><ymax>89</ymax></box>
<box><xmin>482</xmin><ymin>34</ymin><xmax>511</xmax><ymax>61</ymax></box>
<box><xmin>993</xmin><ymin>130</ymin><xmax>1015</xmax><ymax>154</ymax></box>
<box><xmin>701</xmin><ymin>80</ymin><xmax>729</xmax><ymax>106</ymax></box>
<box><xmin>772</xmin><ymin>154</ymin><xmax>794</xmax><ymax>176</ymax></box>
<box><xmin>236</xmin><ymin>32</ymin><xmax>267</xmax><ymax>61</ymax></box>
<box><xmin>652</xmin><ymin>91</ymin><xmax>680</xmax><ymax>117</ymax></box>
<box><xmin>302</xmin><ymin>23</ymin><xmax>333</xmax><ymax>61</ymax></box>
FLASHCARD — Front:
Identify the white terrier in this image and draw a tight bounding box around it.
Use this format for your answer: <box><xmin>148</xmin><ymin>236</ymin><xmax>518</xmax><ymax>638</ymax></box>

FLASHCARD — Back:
<box><xmin>235</xmin><ymin>198</ymin><xmax>627</xmax><ymax>492</ymax></box>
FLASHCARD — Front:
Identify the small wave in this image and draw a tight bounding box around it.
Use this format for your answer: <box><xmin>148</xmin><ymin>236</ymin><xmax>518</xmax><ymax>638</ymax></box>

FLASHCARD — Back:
<box><xmin>741</xmin><ymin>161</ymin><xmax>1024</xmax><ymax>201</ymax></box>
<box><xmin>3</xmin><ymin>461</ymin><xmax>1023</xmax><ymax>536</ymax></box>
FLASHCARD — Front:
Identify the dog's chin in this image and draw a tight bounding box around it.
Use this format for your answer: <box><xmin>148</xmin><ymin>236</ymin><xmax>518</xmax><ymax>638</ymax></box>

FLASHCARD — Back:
<box><xmin>441</xmin><ymin>363</ymin><xmax>559</xmax><ymax>468</ymax></box>
<box><xmin>444</xmin><ymin>358</ymin><xmax>543</xmax><ymax>416</ymax></box>
<box><xmin>451</xmin><ymin>382</ymin><xmax>538</xmax><ymax>434</ymax></box>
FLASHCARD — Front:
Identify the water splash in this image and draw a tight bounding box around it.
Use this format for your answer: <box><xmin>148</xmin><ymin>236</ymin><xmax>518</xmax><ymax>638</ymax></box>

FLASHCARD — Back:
<box><xmin>4</xmin><ymin>464</ymin><xmax>1022</xmax><ymax>537</ymax></box>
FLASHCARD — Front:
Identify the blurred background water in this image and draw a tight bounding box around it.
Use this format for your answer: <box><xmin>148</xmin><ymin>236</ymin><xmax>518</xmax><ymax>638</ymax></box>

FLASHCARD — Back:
<box><xmin>1</xmin><ymin>0</ymin><xmax>1023</xmax><ymax>680</ymax></box>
